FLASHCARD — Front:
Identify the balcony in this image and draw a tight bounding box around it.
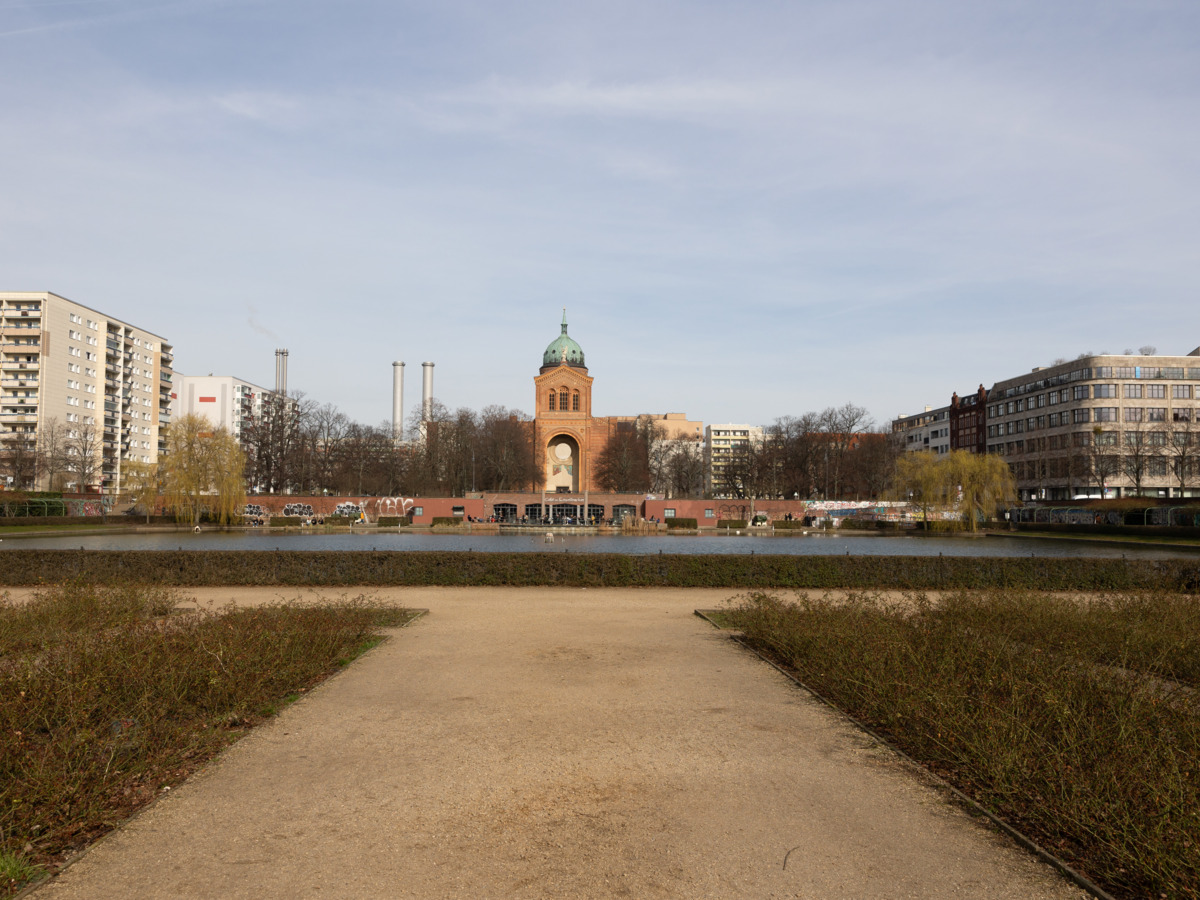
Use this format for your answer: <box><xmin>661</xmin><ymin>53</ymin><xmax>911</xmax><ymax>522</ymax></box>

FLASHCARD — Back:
<box><xmin>0</xmin><ymin>360</ymin><xmax>39</xmax><ymax>371</ymax></box>
<box><xmin>0</xmin><ymin>412</ymin><xmax>37</xmax><ymax>423</ymax></box>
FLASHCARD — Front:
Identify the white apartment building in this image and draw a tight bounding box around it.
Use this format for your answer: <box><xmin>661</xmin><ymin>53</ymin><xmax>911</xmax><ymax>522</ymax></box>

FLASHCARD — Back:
<box><xmin>704</xmin><ymin>423</ymin><xmax>764</xmax><ymax>497</ymax></box>
<box><xmin>0</xmin><ymin>291</ymin><xmax>173</xmax><ymax>492</ymax></box>
<box><xmin>170</xmin><ymin>374</ymin><xmax>282</xmax><ymax>441</ymax></box>
<box><xmin>890</xmin><ymin>405</ymin><xmax>952</xmax><ymax>455</ymax></box>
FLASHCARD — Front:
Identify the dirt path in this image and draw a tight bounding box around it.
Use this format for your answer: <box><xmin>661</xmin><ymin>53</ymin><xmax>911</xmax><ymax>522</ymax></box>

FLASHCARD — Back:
<box><xmin>34</xmin><ymin>587</ymin><xmax>1082</xmax><ymax>899</ymax></box>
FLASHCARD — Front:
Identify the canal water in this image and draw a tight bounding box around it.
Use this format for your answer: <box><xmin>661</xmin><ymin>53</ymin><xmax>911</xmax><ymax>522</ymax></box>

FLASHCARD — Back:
<box><xmin>3</xmin><ymin>531</ymin><xmax>1196</xmax><ymax>559</ymax></box>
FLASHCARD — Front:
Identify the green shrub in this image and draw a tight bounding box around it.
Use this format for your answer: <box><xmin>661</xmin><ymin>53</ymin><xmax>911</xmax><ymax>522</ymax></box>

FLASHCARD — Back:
<box><xmin>771</xmin><ymin>520</ymin><xmax>809</xmax><ymax>530</ymax></box>
<box><xmin>717</xmin><ymin>519</ymin><xmax>747</xmax><ymax>529</ymax></box>
<box><xmin>431</xmin><ymin>517</ymin><xmax>463</xmax><ymax>527</ymax></box>
<box><xmin>0</xmin><ymin>551</ymin><xmax>1193</xmax><ymax>591</ymax></box>
<box><xmin>325</xmin><ymin>516</ymin><xmax>349</xmax><ymax>526</ymax></box>
<box><xmin>376</xmin><ymin>517</ymin><xmax>411</xmax><ymax>527</ymax></box>
<box><xmin>268</xmin><ymin>516</ymin><xmax>303</xmax><ymax>527</ymax></box>
<box><xmin>665</xmin><ymin>518</ymin><xmax>697</xmax><ymax>529</ymax></box>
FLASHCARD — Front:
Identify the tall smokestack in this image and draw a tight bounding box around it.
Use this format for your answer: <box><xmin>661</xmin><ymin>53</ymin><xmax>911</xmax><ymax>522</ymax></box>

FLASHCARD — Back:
<box><xmin>421</xmin><ymin>362</ymin><xmax>434</xmax><ymax>421</ymax></box>
<box><xmin>392</xmin><ymin>361</ymin><xmax>405</xmax><ymax>440</ymax></box>
<box><xmin>274</xmin><ymin>348</ymin><xmax>289</xmax><ymax>396</ymax></box>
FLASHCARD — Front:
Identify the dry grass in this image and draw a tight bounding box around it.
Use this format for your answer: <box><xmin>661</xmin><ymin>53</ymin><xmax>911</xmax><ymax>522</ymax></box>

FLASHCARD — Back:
<box><xmin>724</xmin><ymin>588</ymin><xmax>1200</xmax><ymax>900</ymax></box>
<box><xmin>0</xmin><ymin>581</ymin><xmax>411</xmax><ymax>894</ymax></box>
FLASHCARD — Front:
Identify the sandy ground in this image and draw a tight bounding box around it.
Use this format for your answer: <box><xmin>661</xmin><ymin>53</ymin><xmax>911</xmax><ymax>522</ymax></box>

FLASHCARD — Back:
<box><xmin>31</xmin><ymin>587</ymin><xmax>1084</xmax><ymax>900</ymax></box>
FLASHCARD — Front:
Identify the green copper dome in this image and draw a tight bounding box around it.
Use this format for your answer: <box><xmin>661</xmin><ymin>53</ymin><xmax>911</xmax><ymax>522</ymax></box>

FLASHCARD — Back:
<box><xmin>542</xmin><ymin>309</ymin><xmax>586</xmax><ymax>369</ymax></box>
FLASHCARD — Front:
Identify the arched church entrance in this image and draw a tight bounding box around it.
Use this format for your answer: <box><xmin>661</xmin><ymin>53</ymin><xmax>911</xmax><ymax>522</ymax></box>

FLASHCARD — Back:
<box><xmin>545</xmin><ymin>433</ymin><xmax>580</xmax><ymax>492</ymax></box>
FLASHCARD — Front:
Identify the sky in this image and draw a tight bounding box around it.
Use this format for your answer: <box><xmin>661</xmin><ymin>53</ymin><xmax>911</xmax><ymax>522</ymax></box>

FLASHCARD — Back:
<box><xmin>3</xmin><ymin>0</ymin><xmax>1199</xmax><ymax>430</ymax></box>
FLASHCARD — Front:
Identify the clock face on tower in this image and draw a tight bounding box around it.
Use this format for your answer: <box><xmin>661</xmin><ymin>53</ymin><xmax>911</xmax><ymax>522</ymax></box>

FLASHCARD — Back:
<box><xmin>553</xmin><ymin>441</ymin><xmax>572</xmax><ymax>461</ymax></box>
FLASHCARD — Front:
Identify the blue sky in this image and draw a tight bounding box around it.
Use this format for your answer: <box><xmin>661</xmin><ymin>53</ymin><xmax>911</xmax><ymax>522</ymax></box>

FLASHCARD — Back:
<box><xmin>3</xmin><ymin>0</ymin><xmax>1198</xmax><ymax>429</ymax></box>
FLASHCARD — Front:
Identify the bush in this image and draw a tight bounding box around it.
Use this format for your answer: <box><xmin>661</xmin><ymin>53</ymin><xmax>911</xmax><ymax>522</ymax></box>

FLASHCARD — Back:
<box><xmin>268</xmin><ymin>517</ymin><xmax>303</xmax><ymax>527</ymax></box>
<box><xmin>431</xmin><ymin>517</ymin><xmax>463</xmax><ymax>527</ymax></box>
<box><xmin>725</xmin><ymin>590</ymin><xmax>1200</xmax><ymax>899</ymax></box>
<box><xmin>717</xmin><ymin>520</ymin><xmax>747</xmax><ymax>529</ymax></box>
<box><xmin>771</xmin><ymin>520</ymin><xmax>808</xmax><ymax>530</ymax></box>
<box><xmin>376</xmin><ymin>517</ymin><xmax>411</xmax><ymax>527</ymax></box>
<box><xmin>0</xmin><ymin>551</ymin><xmax>1194</xmax><ymax>591</ymax></box>
<box><xmin>0</xmin><ymin>583</ymin><xmax>409</xmax><ymax>890</ymax></box>
<box><xmin>325</xmin><ymin>516</ymin><xmax>349</xmax><ymax>526</ymax></box>
<box><xmin>665</xmin><ymin>518</ymin><xmax>697</xmax><ymax>529</ymax></box>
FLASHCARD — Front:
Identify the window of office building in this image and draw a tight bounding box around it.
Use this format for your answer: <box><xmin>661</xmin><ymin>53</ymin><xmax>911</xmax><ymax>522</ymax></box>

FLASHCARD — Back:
<box><xmin>1148</xmin><ymin>384</ymin><xmax>1166</xmax><ymax>399</ymax></box>
<box><xmin>1148</xmin><ymin>408</ymin><xmax>1167</xmax><ymax>422</ymax></box>
<box><xmin>1124</xmin><ymin>407</ymin><xmax>1143</xmax><ymax>422</ymax></box>
<box><xmin>1173</xmin><ymin>384</ymin><xmax>1192</xmax><ymax>399</ymax></box>
<box><xmin>1072</xmin><ymin>408</ymin><xmax>1090</xmax><ymax>424</ymax></box>
<box><xmin>1125</xmin><ymin>384</ymin><xmax>1142</xmax><ymax>399</ymax></box>
<box><xmin>1073</xmin><ymin>385</ymin><xmax>1090</xmax><ymax>400</ymax></box>
<box><xmin>1094</xmin><ymin>408</ymin><xmax>1118</xmax><ymax>422</ymax></box>
<box><xmin>1094</xmin><ymin>384</ymin><xmax>1117</xmax><ymax>398</ymax></box>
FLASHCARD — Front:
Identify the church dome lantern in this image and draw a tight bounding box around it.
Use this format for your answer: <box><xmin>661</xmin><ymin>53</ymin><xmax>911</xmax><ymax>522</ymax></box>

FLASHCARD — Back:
<box><xmin>542</xmin><ymin>309</ymin><xmax>586</xmax><ymax>370</ymax></box>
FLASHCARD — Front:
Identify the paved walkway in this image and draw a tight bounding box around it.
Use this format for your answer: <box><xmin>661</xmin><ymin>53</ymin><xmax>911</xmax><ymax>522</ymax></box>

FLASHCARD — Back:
<box><xmin>36</xmin><ymin>588</ymin><xmax>1082</xmax><ymax>899</ymax></box>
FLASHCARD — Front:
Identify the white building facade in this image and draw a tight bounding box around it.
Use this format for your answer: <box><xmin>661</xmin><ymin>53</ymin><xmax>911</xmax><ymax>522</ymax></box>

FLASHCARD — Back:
<box><xmin>0</xmin><ymin>291</ymin><xmax>173</xmax><ymax>492</ymax></box>
<box><xmin>704</xmin><ymin>423</ymin><xmax>765</xmax><ymax>497</ymax></box>
<box><xmin>890</xmin><ymin>405</ymin><xmax>951</xmax><ymax>455</ymax></box>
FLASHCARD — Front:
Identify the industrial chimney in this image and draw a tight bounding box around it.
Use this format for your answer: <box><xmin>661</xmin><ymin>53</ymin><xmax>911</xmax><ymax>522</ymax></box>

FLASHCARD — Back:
<box><xmin>274</xmin><ymin>348</ymin><xmax>289</xmax><ymax>396</ymax></box>
<box><xmin>421</xmin><ymin>362</ymin><xmax>434</xmax><ymax>421</ymax></box>
<box><xmin>392</xmin><ymin>361</ymin><xmax>405</xmax><ymax>441</ymax></box>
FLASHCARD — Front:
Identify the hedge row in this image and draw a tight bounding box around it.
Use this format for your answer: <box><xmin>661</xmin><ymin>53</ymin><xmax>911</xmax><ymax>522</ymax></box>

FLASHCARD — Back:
<box><xmin>717</xmin><ymin>520</ymin><xmax>747</xmax><ymax>529</ymax></box>
<box><xmin>665</xmin><ymin>518</ymin><xmax>697</xmax><ymax>529</ymax></box>
<box><xmin>0</xmin><ymin>551</ymin><xmax>1195</xmax><ymax>590</ymax></box>
<box><xmin>431</xmin><ymin>517</ymin><xmax>464</xmax><ymax>527</ymax></box>
<box><xmin>376</xmin><ymin>517</ymin><xmax>411</xmax><ymax>527</ymax></box>
<box><xmin>269</xmin><ymin>516</ymin><xmax>304</xmax><ymax>527</ymax></box>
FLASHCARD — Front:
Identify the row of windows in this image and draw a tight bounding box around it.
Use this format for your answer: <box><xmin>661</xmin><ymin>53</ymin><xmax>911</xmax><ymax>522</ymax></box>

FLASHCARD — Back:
<box><xmin>992</xmin><ymin>383</ymin><xmax>1194</xmax><ymax>417</ymax></box>
<box><xmin>547</xmin><ymin>390</ymin><xmax>580</xmax><ymax>412</ymax></box>
<box><xmin>989</xmin><ymin>406</ymin><xmax>1194</xmax><ymax>436</ymax></box>
<box><xmin>994</xmin><ymin>365</ymin><xmax>1200</xmax><ymax>402</ymax></box>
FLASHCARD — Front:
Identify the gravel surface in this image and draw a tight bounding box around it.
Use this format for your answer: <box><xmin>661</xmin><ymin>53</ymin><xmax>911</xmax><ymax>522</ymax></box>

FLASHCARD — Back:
<box><xmin>34</xmin><ymin>587</ymin><xmax>1084</xmax><ymax>899</ymax></box>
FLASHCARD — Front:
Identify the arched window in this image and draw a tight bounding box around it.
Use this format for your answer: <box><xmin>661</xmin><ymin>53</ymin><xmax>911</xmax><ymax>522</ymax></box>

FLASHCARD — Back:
<box><xmin>559</xmin><ymin>390</ymin><xmax>569</xmax><ymax>410</ymax></box>
<box><xmin>548</xmin><ymin>391</ymin><xmax>556</xmax><ymax>411</ymax></box>
<box><xmin>572</xmin><ymin>391</ymin><xmax>580</xmax><ymax>411</ymax></box>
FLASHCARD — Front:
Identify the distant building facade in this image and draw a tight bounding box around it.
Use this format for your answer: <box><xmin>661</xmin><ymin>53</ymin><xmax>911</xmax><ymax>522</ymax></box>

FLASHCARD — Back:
<box><xmin>531</xmin><ymin>312</ymin><xmax>702</xmax><ymax>492</ymax></box>
<box><xmin>170</xmin><ymin>374</ymin><xmax>290</xmax><ymax>442</ymax></box>
<box><xmin>891</xmin><ymin>405</ymin><xmax>951</xmax><ymax>455</ymax></box>
<box><xmin>703</xmin><ymin>423</ymin><xmax>765</xmax><ymax>497</ymax></box>
<box><xmin>0</xmin><ymin>291</ymin><xmax>173</xmax><ymax>492</ymax></box>
<box><xmin>986</xmin><ymin>350</ymin><xmax>1200</xmax><ymax>500</ymax></box>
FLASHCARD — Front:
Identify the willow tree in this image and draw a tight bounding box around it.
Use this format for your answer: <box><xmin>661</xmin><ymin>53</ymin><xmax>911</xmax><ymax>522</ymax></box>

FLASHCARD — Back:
<box><xmin>892</xmin><ymin>450</ymin><xmax>1016</xmax><ymax>531</ymax></box>
<box><xmin>121</xmin><ymin>460</ymin><xmax>161</xmax><ymax>524</ymax></box>
<box><xmin>891</xmin><ymin>451</ymin><xmax>951</xmax><ymax>527</ymax></box>
<box><xmin>946</xmin><ymin>449</ymin><xmax>1017</xmax><ymax>532</ymax></box>
<box><xmin>161</xmin><ymin>414</ymin><xmax>246</xmax><ymax>526</ymax></box>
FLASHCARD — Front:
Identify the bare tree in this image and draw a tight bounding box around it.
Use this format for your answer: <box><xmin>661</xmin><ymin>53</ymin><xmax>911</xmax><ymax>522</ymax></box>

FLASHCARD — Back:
<box><xmin>1122</xmin><ymin>425</ymin><xmax>1156</xmax><ymax>497</ymax></box>
<box><xmin>477</xmin><ymin>406</ymin><xmax>538</xmax><ymax>492</ymax></box>
<box><xmin>1088</xmin><ymin>427</ymin><xmax>1121</xmax><ymax>498</ymax></box>
<box><xmin>0</xmin><ymin>431</ymin><xmax>39</xmax><ymax>490</ymax></box>
<box><xmin>66</xmin><ymin>423</ymin><xmax>102</xmax><ymax>493</ymax></box>
<box><xmin>664</xmin><ymin>436</ymin><xmax>705</xmax><ymax>498</ymax></box>
<box><xmin>1162</xmin><ymin>417</ymin><xmax>1199</xmax><ymax>497</ymax></box>
<box><xmin>817</xmin><ymin>403</ymin><xmax>872</xmax><ymax>499</ymax></box>
<box><xmin>594</xmin><ymin>424</ymin><xmax>650</xmax><ymax>493</ymax></box>
<box><xmin>39</xmin><ymin>417</ymin><xmax>71</xmax><ymax>491</ymax></box>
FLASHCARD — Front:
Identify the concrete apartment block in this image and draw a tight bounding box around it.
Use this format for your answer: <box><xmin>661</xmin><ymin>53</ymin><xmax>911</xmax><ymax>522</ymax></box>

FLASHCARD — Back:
<box><xmin>0</xmin><ymin>291</ymin><xmax>173</xmax><ymax>492</ymax></box>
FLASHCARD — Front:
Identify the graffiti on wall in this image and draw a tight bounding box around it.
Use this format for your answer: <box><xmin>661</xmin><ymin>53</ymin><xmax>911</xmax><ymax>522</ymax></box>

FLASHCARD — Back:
<box><xmin>374</xmin><ymin>497</ymin><xmax>415</xmax><ymax>519</ymax></box>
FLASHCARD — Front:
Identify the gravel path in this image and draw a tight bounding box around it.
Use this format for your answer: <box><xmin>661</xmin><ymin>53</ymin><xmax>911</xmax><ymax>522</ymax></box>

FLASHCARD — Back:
<box><xmin>35</xmin><ymin>587</ymin><xmax>1083</xmax><ymax>899</ymax></box>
